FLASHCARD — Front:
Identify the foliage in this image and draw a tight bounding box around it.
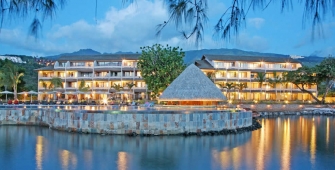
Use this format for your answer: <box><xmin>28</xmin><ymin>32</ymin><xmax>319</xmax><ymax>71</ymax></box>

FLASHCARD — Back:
<box><xmin>220</xmin><ymin>82</ymin><xmax>235</xmax><ymax>100</ymax></box>
<box><xmin>267</xmin><ymin>72</ymin><xmax>282</xmax><ymax>101</ymax></box>
<box><xmin>39</xmin><ymin>80</ymin><xmax>48</xmax><ymax>90</ymax></box>
<box><xmin>111</xmin><ymin>83</ymin><xmax>123</xmax><ymax>92</ymax></box>
<box><xmin>283</xmin><ymin>57</ymin><xmax>335</xmax><ymax>104</ymax></box>
<box><xmin>0</xmin><ymin>63</ymin><xmax>24</xmax><ymax>99</ymax></box>
<box><xmin>49</xmin><ymin>77</ymin><xmax>63</xmax><ymax>90</ymax></box>
<box><xmin>156</xmin><ymin>0</ymin><xmax>333</xmax><ymax>45</ymax></box>
<box><xmin>2</xmin><ymin>1</ymin><xmax>331</xmax><ymax>44</ymax></box>
<box><xmin>255</xmin><ymin>72</ymin><xmax>266</xmax><ymax>91</ymax></box>
<box><xmin>78</xmin><ymin>79</ymin><xmax>90</xmax><ymax>92</ymax></box>
<box><xmin>206</xmin><ymin>71</ymin><xmax>216</xmax><ymax>82</ymax></box>
<box><xmin>235</xmin><ymin>82</ymin><xmax>247</xmax><ymax>91</ymax></box>
<box><xmin>137</xmin><ymin>44</ymin><xmax>186</xmax><ymax>98</ymax></box>
<box><xmin>126</xmin><ymin>82</ymin><xmax>136</xmax><ymax>91</ymax></box>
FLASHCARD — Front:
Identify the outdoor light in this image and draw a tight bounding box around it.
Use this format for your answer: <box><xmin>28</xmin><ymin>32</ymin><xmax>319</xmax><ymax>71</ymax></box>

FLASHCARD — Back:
<box><xmin>102</xmin><ymin>99</ymin><xmax>107</xmax><ymax>105</ymax></box>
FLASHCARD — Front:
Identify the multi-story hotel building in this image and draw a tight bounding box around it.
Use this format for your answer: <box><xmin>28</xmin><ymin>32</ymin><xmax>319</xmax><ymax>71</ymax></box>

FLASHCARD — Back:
<box><xmin>37</xmin><ymin>54</ymin><xmax>147</xmax><ymax>101</ymax></box>
<box><xmin>37</xmin><ymin>54</ymin><xmax>318</xmax><ymax>102</ymax></box>
<box><xmin>195</xmin><ymin>55</ymin><xmax>318</xmax><ymax>102</ymax></box>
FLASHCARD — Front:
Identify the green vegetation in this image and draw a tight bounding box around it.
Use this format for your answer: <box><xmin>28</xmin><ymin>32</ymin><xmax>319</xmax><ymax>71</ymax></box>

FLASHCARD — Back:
<box><xmin>137</xmin><ymin>44</ymin><xmax>186</xmax><ymax>98</ymax></box>
<box><xmin>79</xmin><ymin>79</ymin><xmax>90</xmax><ymax>92</ymax></box>
<box><xmin>0</xmin><ymin>56</ymin><xmax>45</xmax><ymax>100</ymax></box>
<box><xmin>284</xmin><ymin>57</ymin><xmax>335</xmax><ymax>104</ymax></box>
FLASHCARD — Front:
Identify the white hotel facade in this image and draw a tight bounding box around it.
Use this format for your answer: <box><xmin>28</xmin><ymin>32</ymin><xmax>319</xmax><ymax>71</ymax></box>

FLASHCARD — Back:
<box><xmin>37</xmin><ymin>54</ymin><xmax>317</xmax><ymax>102</ymax></box>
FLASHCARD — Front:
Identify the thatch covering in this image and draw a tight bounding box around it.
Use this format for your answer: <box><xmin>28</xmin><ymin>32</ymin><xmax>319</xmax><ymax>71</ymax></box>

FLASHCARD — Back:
<box><xmin>159</xmin><ymin>64</ymin><xmax>226</xmax><ymax>101</ymax></box>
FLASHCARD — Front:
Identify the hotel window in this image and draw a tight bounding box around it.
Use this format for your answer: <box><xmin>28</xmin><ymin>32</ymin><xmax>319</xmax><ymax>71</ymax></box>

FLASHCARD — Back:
<box><xmin>239</xmin><ymin>62</ymin><xmax>248</xmax><ymax>68</ymax></box>
<box><xmin>215</xmin><ymin>62</ymin><xmax>224</xmax><ymax>68</ymax></box>
<box><xmin>59</xmin><ymin>62</ymin><xmax>66</xmax><ymax>67</ymax></box>
<box><xmin>124</xmin><ymin>72</ymin><xmax>134</xmax><ymax>77</ymax></box>
<box><xmin>81</xmin><ymin>72</ymin><xmax>92</xmax><ymax>77</ymax></box>
<box><xmin>123</xmin><ymin>61</ymin><xmax>134</xmax><ymax>67</ymax></box>
<box><xmin>71</xmin><ymin>62</ymin><xmax>85</xmax><ymax>67</ymax></box>
<box><xmin>239</xmin><ymin>72</ymin><xmax>247</xmax><ymax>78</ymax></box>
<box><xmin>98</xmin><ymin>62</ymin><xmax>112</xmax><ymax>66</ymax></box>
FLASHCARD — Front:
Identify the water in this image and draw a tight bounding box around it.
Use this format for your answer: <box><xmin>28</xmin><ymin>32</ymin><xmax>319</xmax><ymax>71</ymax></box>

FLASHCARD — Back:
<box><xmin>0</xmin><ymin>116</ymin><xmax>334</xmax><ymax>170</ymax></box>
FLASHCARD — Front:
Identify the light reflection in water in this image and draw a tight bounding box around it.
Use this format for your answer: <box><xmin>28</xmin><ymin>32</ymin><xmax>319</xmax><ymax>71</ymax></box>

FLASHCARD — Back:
<box><xmin>1</xmin><ymin>116</ymin><xmax>335</xmax><ymax>170</ymax></box>
<box><xmin>310</xmin><ymin>120</ymin><xmax>316</xmax><ymax>166</ymax></box>
<box><xmin>326</xmin><ymin>118</ymin><xmax>329</xmax><ymax>147</ymax></box>
<box><xmin>59</xmin><ymin>150</ymin><xmax>78</xmax><ymax>170</ymax></box>
<box><xmin>256</xmin><ymin>119</ymin><xmax>265</xmax><ymax>170</ymax></box>
<box><xmin>281</xmin><ymin>118</ymin><xmax>291</xmax><ymax>170</ymax></box>
<box><xmin>35</xmin><ymin>136</ymin><xmax>44</xmax><ymax>170</ymax></box>
<box><xmin>117</xmin><ymin>152</ymin><xmax>128</xmax><ymax>170</ymax></box>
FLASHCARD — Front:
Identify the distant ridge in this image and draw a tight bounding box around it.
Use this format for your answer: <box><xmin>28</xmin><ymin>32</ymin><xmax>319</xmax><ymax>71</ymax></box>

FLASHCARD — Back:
<box><xmin>44</xmin><ymin>48</ymin><xmax>324</xmax><ymax>67</ymax></box>
<box><xmin>45</xmin><ymin>49</ymin><xmax>101</xmax><ymax>60</ymax></box>
<box><xmin>184</xmin><ymin>48</ymin><xmax>289</xmax><ymax>64</ymax></box>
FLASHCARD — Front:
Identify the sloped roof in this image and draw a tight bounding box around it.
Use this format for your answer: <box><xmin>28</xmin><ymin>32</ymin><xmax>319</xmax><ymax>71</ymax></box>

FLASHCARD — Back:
<box><xmin>159</xmin><ymin>64</ymin><xmax>226</xmax><ymax>101</ymax></box>
<box><xmin>194</xmin><ymin>60</ymin><xmax>214</xmax><ymax>69</ymax></box>
<box><xmin>202</xmin><ymin>55</ymin><xmax>301</xmax><ymax>63</ymax></box>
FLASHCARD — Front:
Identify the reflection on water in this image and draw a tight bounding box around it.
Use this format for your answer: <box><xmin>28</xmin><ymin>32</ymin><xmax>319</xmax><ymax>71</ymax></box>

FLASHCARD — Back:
<box><xmin>36</xmin><ymin>136</ymin><xmax>44</xmax><ymax>170</ymax></box>
<box><xmin>0</xmin><ymin>116</ymin><xmax>335</xmax><ymax>170</ymax></box>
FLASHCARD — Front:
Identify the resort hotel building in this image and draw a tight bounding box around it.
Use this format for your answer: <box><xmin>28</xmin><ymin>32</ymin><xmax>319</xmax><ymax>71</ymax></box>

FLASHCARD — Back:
<box><xmin>37</xmin><ymin>54</ymin><xmax>318</xmax><ymax>102</ymax></box>
<box><xmin>37</xmin><ymin>54</ymin><xmax>147</xmax><ymax>102</ymax></box>
<box><xmin>195</xmin><ymin>55</ymin><xmax>317</xmax><ymax>102</ymax></box>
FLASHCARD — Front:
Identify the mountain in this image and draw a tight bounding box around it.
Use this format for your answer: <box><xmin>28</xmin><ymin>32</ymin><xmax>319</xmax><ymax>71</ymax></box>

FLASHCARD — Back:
<box><xmin>184</xmin><ymin>48</ymin><xmax>289</xmax><ymax>64</ymax></box>
<box><xmin>44</xmin><ymin>48</ymin><xmax>324</xmax><ymax>67</ymax></box>
<box><xmin>45</xmin><ymin>49</ymin><xmax>101</xmax><ymax>60</ymax></box>
<box><xmin>297</xmin><ymin>55</ymin><xmax>324</xmax><ymax>67</ymax></box>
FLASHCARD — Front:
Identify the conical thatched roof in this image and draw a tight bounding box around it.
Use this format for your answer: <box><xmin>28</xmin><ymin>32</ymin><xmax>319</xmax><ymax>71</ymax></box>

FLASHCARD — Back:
<box><xmin>159</xmin><ymin>64</ymin><xmax>226</xmax><ymax>101</ymax></box>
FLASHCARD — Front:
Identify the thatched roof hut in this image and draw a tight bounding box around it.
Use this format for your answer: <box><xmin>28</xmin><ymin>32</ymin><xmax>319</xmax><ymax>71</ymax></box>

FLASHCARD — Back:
<box><xmin>159</xmin><ymin>64</ymin><xmax>226</xmax><ymax>105</ymax></box>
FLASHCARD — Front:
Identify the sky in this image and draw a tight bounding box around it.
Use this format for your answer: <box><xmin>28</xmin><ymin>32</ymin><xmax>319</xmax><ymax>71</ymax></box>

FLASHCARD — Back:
<box><xmin>0</xmin><ymin>0</ymin><xmax>334</xmax><ymax>57</ymax></box>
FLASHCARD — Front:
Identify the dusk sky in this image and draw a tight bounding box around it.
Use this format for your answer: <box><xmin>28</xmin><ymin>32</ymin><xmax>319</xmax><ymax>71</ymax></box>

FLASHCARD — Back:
<box><xmin>0</xmin><ymin>0</ymin><xmax>334</xmax><ymax>57</ymax></box>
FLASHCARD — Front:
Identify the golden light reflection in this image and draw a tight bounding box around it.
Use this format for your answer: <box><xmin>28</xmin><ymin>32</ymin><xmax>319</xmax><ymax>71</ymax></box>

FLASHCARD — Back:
<box><xmin>281</xmin><ymin>118</ymin><xmax>290</xmax><ymax>170</ymax></box>
<box><xmin>59</xmin><ymin>150</ymin><xmax>78</xmax><ymax>170</ymax></box>
<box><xmin>212</xmin><ymin>149</ymin><xmax>231</xmax><ymax>169</ymax></box>
<box><xmin>232</xmin><ymin>147</ymin><xmax>241</xmax><ymax>169</ymax></box>
<box><xmin>310</xmin><ymin>121</ymin><xmax>316</xmax><ymax>165</ymax></box>
<box><xmin>326</xmin><ymin>118</ymin><xmax>329</xmax><ymax>147</ymax></box>
<box><xmin>117</xmin><ymin>152</ymin><xmax>129</xmax><ymax>170</ymax></box>
<box><xmin>256</xmin><ymin>119</ymin><xmax>265</xmax><ymax>170</ymax></box>
<box><xmin>35</xmin><ymin>136</ymin><xmax>44</xmax><ymax>170</ymax></box>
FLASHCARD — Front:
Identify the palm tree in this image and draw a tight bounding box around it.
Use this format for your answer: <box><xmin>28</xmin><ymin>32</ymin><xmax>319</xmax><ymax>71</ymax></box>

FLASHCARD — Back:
<box><xmin>39</xmin><ymin>80</ymin><xmax>48</xmax><ymax>100</ymax></box>
<box><xmin>1</xmin><ymin>64</ymin><xmax>24</xmax><ymax>99</ymax></box>
<box><xmin>235</xmin><ymin>83</ymin><xmax>247</xmax><ymax>102</ymax></box>
<box><xmin>267</xmin><ymin>72</ymin><xmax>282</xmax><ymax>101</ymax></box>
<box><xmin>111</xmin><ymin>83</ymin><xmax>123</xmax><ymax>100</ymax></box>
<box><xmin>49</xmin><ymin>77</ymin><xmax>63</xmax><ymax>90</ymax></box>
<box><xmin>222</xmin><ymin>82</ymin><xmax>235</xmax><ymax>100</ymax></box>
<box><xmin>255</xmin><ymin>72</ymin><xmax>266</xmax><ymax>100</ymax></box>
<box><xmin>126</xmin><ymin>82</ymin><xmax>136</xmax><ymax>99</ymax></box>
<box><xmin>78</xmin><ymin>79</ymin><xmax>89</xmax><ymax>92</ymax></box>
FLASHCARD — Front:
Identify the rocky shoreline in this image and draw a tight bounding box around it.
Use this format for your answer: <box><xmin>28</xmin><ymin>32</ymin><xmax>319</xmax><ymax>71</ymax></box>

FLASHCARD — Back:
<box><xmin>256</xmin><ymin>108</ymin><xmax>335</xmax><ymax>117</ymax></box>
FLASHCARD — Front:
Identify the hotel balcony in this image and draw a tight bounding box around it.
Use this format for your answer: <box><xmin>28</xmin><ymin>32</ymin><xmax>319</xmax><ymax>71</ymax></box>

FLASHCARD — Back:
<box><xmin>214</xmin><ymin>65</ymin><xmax>298</xmax><ymax>71</ymax></box>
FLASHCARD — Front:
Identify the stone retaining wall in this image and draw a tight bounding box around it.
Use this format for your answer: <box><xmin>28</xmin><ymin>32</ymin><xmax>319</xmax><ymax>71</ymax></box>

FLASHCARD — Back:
<box><xmin>0</xmin><ymin>108</ymin><xmax>252</xmax><ymax>135</ymax></box>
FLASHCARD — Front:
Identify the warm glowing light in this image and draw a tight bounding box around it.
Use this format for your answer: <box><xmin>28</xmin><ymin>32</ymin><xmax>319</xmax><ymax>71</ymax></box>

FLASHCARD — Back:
<box><xmin>36</xmin><ymin>136</ymin><xmax>44</xmax><ymax>170</ymax></box>
<box><xmin>281</xmin><ymin>119</ymin><xmax>291</xmax><ymax>170</ymax></box>
<box><xmin>117</xmin><ymin>152</ymin><xmax>128</xmax><ymax>170</ymax></box>
<box><xmin>310</xmin><ymin>121</ymin><xmax>316</xmax><ymax>165</ymax></box>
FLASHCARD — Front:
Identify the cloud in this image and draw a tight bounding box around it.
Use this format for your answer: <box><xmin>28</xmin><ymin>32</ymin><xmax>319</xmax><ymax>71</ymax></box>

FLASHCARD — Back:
<box><xmin>234</xmin><ymin>32</ymin><xmax>269</xmax><ymax>52</ymax></box>
<box><xmin>247</xmin><ymin>18</ymin><xmax>265</xmax><ymax>29</ymax></box>
<box><xmin>0</xmin><ymin>0</ymin><xmax>189</xmax><ymax>56</ymax></box>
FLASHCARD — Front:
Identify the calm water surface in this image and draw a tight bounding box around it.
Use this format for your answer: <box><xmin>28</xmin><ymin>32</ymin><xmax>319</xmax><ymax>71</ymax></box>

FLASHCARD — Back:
<box><xmin>0</xmin><ymin>116</ymin><xmax>334</xmax><ymax>170</ymax></box>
